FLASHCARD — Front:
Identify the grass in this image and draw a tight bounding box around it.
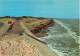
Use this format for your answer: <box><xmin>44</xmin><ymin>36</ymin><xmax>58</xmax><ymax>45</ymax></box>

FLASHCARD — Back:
<box><xmin>0</xmin><ymin>18</ymin><xmax>15</xmax><ymax>36</ymax></box>
<box><xmin>22</xmin><ymin>18</ymin><xmax>51</xmax><ymax>31</ymax></box>
<box><xmin>0</xmin><ymin>22</ymin><xmax>4</xmax><ymax>28</ymax></box>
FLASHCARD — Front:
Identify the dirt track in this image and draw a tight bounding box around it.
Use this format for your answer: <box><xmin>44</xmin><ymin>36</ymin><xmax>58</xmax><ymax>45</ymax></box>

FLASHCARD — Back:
<box><xmin>7</xmin><ymin>20</ymin><xmax>23</xmax><ymax>34</ymax></box>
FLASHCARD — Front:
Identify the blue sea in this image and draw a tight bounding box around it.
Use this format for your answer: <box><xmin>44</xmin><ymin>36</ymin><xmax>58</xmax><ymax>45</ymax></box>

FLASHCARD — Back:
<box><xmin>39</xmin><ymin>19</ymin><xmax>79</xmax><ymax>56</ymax></box>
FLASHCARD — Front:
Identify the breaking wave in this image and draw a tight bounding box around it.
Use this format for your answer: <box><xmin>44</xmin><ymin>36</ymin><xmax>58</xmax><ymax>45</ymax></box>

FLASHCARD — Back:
<box><xmin>39</xmin><ymin>19</ymin><xmax>79</xmax><ymax>56</ymax></box>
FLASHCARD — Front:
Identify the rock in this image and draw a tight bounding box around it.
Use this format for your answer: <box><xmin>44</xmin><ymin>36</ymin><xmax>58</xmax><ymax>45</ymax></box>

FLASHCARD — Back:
<box><xmin>8</xmin><ymin>21</ymin><xmax>12</xmax><ymax>24</ymax></box>
<box><xmin>23</xmin><ymin>17</ymin><xmax>54</xmax><ymax>37</ymax></box>
<box><xmin>30</xmin><ymin>19</ymin><xmax>54</xmax><ymax>33</ymax></box>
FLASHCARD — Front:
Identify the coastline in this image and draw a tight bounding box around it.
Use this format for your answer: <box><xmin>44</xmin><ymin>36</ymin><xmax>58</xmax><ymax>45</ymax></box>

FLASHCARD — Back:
<box><xmin>20</xmin><ymin>20</ymin><xmax>58</xmax><ymax>56</ymax></box>
<box><xmin>39</xmin><ymin>19</ymin><xmax>79</xmax><ymax>56</ymax></box>
<box><xmin>33</xmin><ymin>19</ymin><xmax>54</xmax><ymax>37</ymax></box>
<box><xmin>0</xmin><ymin>17</ymin><xmax>58</xmax><ymax>56</ymax></box>
<box><xmin>22</xmin><ymin>17</ymin><xmax>55</xmax><ymax>37</ymax></box>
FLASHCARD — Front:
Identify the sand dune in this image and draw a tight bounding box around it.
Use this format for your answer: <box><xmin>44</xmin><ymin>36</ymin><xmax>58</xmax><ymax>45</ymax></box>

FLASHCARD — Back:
<box><xmin>0</xmin><ymin>18</ymin><xmax>57</xmax><ymax>56</ymax></box>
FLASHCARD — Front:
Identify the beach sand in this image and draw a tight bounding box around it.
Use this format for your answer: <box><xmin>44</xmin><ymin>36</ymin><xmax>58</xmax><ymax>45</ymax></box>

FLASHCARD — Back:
<box><xmin>0</xmin><ymin>33</ymin><xmax>58</xmax><ymax>56</ymax></box>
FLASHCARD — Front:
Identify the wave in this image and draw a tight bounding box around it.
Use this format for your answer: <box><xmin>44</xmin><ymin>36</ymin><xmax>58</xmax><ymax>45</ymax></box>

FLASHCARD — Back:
<box><xmin>39</xmin><ymin>19</ymin><xmax>79</xmax><ymax>56</ymax></box>
<box><xmin>54</xmin><ymin>19</ymin><xmax>79</xmax><ymax>44</ymax></box>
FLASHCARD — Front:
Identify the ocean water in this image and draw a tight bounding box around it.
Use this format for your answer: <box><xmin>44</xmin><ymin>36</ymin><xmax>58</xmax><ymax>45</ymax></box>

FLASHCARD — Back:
<box><xmin>39</xmin><ymin>19</ymin><xmax>79</xmax><ymax>56</ymax></box>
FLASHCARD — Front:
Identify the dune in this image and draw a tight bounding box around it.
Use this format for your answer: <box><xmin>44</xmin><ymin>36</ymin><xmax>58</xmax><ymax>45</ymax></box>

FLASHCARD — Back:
<box><xmin>0</xmin><ymin>17</ymin><xmax>58</xmax><ymax>56</ymax></box>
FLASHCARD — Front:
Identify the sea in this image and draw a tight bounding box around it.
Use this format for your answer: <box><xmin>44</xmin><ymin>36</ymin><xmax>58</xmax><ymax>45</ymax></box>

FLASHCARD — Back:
<box><xmin>39</xmin><ymin>19</ymin><xmax>79</xmax><ymax>56</ymax></box>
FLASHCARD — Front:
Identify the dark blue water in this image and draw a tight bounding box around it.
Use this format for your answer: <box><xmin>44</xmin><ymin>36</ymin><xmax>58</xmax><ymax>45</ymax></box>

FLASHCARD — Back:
<box><xmin>39</xmin><ymin>19</ymin><xmax>79</xmax><ymax>56</ymax></box>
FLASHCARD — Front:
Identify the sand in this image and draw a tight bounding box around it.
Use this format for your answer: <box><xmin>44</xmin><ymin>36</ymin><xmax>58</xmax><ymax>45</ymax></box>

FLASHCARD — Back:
<box><xmin>0</xmin><ymin>34</ymin><xmax>39</xmax><ymax>56</ymax></box>
<box><xmin>0</xmin><ymin>18</ymin><xmax>58</xmax><ymax>56</ymax></box>
<box><xmin>0</xmin><ymin>33</ymin><xmax>58</xmax><ymax>56</ymax></box>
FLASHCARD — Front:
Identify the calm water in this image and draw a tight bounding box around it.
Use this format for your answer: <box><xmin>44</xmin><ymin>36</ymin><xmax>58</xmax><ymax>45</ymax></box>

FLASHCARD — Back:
<box><xmin>39</xmin><ymin>19</ymin><xmax>79</xmax><ymax>56</ymax></box>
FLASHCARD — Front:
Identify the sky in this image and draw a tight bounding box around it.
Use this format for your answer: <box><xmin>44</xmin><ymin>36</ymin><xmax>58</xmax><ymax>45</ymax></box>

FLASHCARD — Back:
<box><xmin>0</xmin><ymin>0</ymin><xmax>79</xmax><ymax>18</ymax></box>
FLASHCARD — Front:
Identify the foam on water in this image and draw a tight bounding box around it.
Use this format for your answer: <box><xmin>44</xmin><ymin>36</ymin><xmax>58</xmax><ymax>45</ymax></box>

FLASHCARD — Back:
<box><xmin>54</xmin><ymin>19</ymin><xmax>79</xmax><ymax>43</ymax></box>
<box><xmin>39</xmin><ymin>19</ymin><xmax>79</xmax><ymax>56</ymax></box>
<box><xmin>47</xmin><ymin>44</ymin><xmax>64</xmax><ymax>56</ymax></box>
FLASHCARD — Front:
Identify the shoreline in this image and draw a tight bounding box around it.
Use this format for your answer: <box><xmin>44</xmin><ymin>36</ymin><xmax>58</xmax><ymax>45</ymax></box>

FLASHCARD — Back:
<box><xmin>0</xmin><ymin>18</ymin><xmax>58</xmax><ymax>56</ymax></box>
<box><xmin>21</xmin><ymin>17</ymin><xmax>55</xmax><ymax>37</ymax></box>
<box><xmin>20</xmin><ymin>20</ymin><xmax>58</xmax><ymax>56</ymax></box>
<box><xmin>33</xmin><ymin>19</ymin><xmax>54</xmax><ymax>37</ymax></box>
